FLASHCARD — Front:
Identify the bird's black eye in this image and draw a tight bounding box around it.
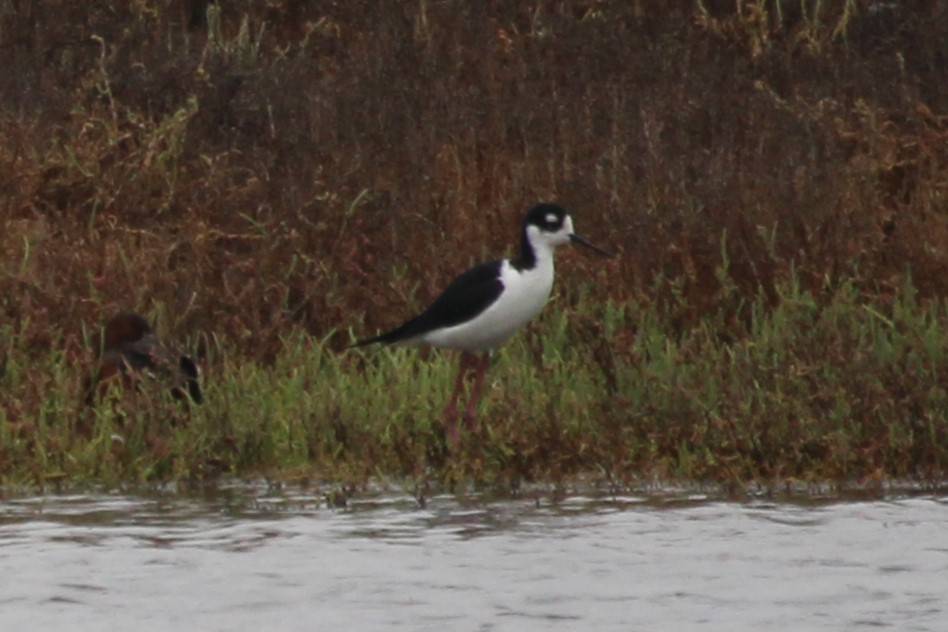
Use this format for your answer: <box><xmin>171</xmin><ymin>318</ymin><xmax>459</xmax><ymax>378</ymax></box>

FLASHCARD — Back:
<box><xmin>543</xmin><ymin>212</ymin><xmax>563</xmax><ymax>230</ymax></box>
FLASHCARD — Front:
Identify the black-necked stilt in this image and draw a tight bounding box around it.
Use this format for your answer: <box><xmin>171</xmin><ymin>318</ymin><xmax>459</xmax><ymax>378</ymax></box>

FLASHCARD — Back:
<box><xmin>353</xmin><ymin>203</ymin><xmax>613</xmax><ymax>446</ymax></box>
<box><xmin>84</xmin><ymin>313</ymin><xmax>204</xmax><ymax>407</ymax></box>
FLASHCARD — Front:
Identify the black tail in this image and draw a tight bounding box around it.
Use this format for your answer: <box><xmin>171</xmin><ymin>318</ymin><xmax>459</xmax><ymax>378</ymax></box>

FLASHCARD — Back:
<box><xmin>350</xmin><ymin>318</ymin><xmax>426</xmax><ymax>348</ymax></box>
<box><xmin>178</xmin><ymin>356</ymin><xmax>204</xmax><ymax>404</ymax></box>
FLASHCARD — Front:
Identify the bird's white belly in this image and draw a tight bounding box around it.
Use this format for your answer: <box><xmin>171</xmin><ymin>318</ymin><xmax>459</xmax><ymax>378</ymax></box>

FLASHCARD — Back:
<box><xmin>422</xmin><ymin>260</ymin><xmax>554</xmax><ymax>352</ymax></box>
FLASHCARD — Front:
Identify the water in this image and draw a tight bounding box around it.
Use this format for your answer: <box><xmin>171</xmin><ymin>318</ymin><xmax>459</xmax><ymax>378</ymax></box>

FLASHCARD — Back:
<box><xmin>1</xmin><ymin>484</ymin><xmax>947</xmax><ymax>631</ymax></box>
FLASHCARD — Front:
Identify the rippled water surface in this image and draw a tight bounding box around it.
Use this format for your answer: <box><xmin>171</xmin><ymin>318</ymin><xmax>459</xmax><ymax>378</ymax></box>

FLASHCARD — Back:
<box><xmin>2</xmin><ymin>485</ymin><xmax>947</xmax><ymax>631</ymax></box>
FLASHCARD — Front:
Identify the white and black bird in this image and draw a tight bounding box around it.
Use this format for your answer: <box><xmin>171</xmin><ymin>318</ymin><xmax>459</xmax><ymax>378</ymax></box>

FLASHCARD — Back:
<box><xmin>353</xmin><ymin>203</ymin><xmax>613</xmax><ymax>446</ymax></box>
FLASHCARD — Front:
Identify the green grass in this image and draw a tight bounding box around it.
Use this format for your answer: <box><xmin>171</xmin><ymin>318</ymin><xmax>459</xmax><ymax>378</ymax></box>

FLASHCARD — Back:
<box><xmin>2</xmin><ymin>276</ymin><xmax>945</xmax><ymax>490</ymax></box>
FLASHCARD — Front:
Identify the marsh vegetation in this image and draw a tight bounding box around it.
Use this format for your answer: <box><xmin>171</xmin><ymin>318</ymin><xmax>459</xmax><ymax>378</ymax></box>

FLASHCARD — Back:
<box><xmin>1</xmin><ymin>2</ymin><xmax>946</xmax><ymax>488</ymax></box>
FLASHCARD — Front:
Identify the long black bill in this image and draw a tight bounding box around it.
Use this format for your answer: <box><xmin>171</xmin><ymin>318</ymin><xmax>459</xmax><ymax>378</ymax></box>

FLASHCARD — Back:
<box><xmin>569</xmin><ymin>233</ymin><xmax>615</xmax><ymax>258</ymax></box>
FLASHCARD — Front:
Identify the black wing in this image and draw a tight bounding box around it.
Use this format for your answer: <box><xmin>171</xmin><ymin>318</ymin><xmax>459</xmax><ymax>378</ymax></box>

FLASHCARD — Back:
<box><xmin>105</xmin><ymin>335</ymin><xmax>204</xmax><ymax>404</ymax></box>
<box><xmin>354</xmin><ymin>260</ymin><xmax>504</xmax><ymax>346</ymax></box>
<box><xmin>104</xmin><ymin>339</ymin><xmax>160</xmax><ymax>373</ymax></box>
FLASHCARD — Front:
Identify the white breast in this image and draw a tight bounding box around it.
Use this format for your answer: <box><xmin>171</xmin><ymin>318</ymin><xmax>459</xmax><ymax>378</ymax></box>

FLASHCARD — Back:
<box><xmin>421</xmin><ymin>257</ymin><xmax>555</xmax><ymax>352</ymax></box>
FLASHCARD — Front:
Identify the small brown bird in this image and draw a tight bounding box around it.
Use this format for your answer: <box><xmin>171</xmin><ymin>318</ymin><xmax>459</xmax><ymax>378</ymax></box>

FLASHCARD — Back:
<box><xmin>84</xmin><ymin>313</ymin><xmax>203</xmax><ymax>407</ymax></box>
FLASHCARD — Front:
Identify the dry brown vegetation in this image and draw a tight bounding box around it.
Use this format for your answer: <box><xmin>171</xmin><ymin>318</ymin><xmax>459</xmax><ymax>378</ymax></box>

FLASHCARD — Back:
<box><xmin>1</xmin><ymin>0</ymin><xmax>945</xmax><ymax>350</ymax></box>
<box><xmin>0</xmin><ymin>1</ymin><xmax>946</xmax><ymax>486</ymax></box>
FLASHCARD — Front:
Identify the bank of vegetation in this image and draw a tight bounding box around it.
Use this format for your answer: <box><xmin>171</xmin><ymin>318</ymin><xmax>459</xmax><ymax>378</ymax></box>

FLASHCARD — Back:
<box><xmin>1</xmin><ymin>2</ymin><xmax>945</xmax><ymax>489</ymax></box>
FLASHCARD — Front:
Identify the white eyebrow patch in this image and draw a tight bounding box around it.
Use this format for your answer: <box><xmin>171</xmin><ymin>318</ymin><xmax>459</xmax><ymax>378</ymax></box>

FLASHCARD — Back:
<box><xmin>545</xmin><ymin>213</ymin><xmax>558</xmax><ymax>224</ymax></box>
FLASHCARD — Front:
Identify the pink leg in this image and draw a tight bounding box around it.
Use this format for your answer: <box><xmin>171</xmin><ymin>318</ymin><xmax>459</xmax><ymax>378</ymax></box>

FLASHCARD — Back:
<box><xmin>464</xmin><ymin>353</ymin><xmax>492</xmax><ymax>432</ymax></box>
<box><xmin>444</xmin><ymin>352</ymin><xmax>476</xmax><ymax>447</ymax></box>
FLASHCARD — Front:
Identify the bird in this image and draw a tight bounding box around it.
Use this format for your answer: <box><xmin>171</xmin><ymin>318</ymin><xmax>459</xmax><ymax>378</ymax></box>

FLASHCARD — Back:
<box><xmin>353</xmin><ymin>203</ymin><xmax>613</xmax><ymax>447</ymax></box>
<box><xmin>84</xmin><ymin>312</ymin><xmax>204</xmax><ymax>408</ymax></box>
